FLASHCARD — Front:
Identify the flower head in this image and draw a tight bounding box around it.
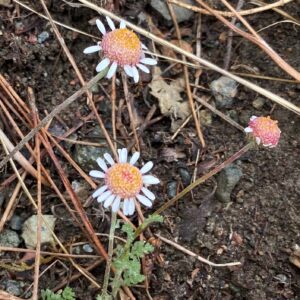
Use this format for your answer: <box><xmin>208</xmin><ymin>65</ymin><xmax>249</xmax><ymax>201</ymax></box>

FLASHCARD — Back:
<box><xmin>84</xmin><ymin>16</ymin><xmax>157</xmax><ymax>83</ymax></box>
<box><xmin>244</xmin><ymin>116</ymin><xmax>281</xmax><ymax>148</ymax></box>
<box><xmin>90</xmin><ymin>148</ymin><xmax>159</xmax><ymax>215</ymax></box>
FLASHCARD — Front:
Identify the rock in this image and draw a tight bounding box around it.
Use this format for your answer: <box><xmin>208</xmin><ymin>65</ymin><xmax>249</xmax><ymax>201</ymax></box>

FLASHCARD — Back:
<box><xmin>38</xmin><ymin>31</ymin><xmax>49</xmax><ymax>43</ymax></box>
<box><xmin>5</xmin><ymin>280</ymin><xmax>22</xmax><ymax>296</ymax></box>
<box><xmin>0</xmin><ymin>229</ymin><xmax>20</xmax><ymax>247</ymax></box>
<box><xmin>9</xmin><ymin>215</ymin><xmax>23</xmax><ymax>231</ymax></box>
<box><xmin>150</xmin><ymin>0</ymin><xmax>194</xmax><ymax>24</ymax></box>
<box><xmin>215</xmin><ymin>165</ymin><xmax>243</xmax><ymax>202</ymax></box>
<box><xmin>73</xmin><ymin>145</ymin><xmax>109</xmax><ymax>173</ymax></box>
<box><xmin>178</xmin><ymin>167</ymin><xmax>191</xmax><ymax>186</ymax></box>
<box><xmin>83</xmin><ymin>244</ymin><xmax>94</xmax><ymax>253</ymax></box>
<box><xmin>200</xmin><ymin>109</ymin><xmax>212</xmax><ymax>126</ymax></box>
<box><xmin>252</xmin><ymin>97</ymin><xmax>265</xmax><ymax>109</ymax></box>
<box><xmin>22</xmin><ymin>215</ymin><xmax>56</xmax><ymax>249</ymax></box>
<box><xmin>166</xmin><ymin>181</ymin><xmax>177</xmax><ymax>198</ymax></box>
<box><xmin>210</xmin><ymin>76</ymin><xmax>238</xmax><ymax>108</ymax></box>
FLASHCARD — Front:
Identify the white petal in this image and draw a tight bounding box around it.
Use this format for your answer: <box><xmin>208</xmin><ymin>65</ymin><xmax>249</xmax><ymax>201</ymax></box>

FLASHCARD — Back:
<box><xmin>96</xmin><ymin>19</ymin><xmax>106</xmax><ymax>35</ymax></box>
<box><xmin>104</xmin><ymin>194</ymin><xmax>115</xmax><ymax>208</ymax></box>
<box><xmin>140</xmin><ymin>161</ymin><xmax>153</xmax><ymax>174</ymax></box>
<box><xmin>250</xmin><ymin>116</ymin><xmax>257</xmax><ymax>121</ymax></box>
<box><xmin>96</xmin><ymin>158</ymin><xmax>107</xmax><ymax>171</ymax></box>
<box><xmin>256</xmin><ymin>137</ymin><xmax>261</xmax><ymax>145</ymax></box>
<box><xmin>132</xmin><ymin>66</ymin><xmax>139</xmax><ymax>83</ymax></box>
<box><xmin>112</xmin><ymin>196</ymin><xmax>121</xmax><ymax>212</ymax></box>
<box><xmin>119</xmin><ymin>20</ymin><xmax>126</xmax><ymax>29</ymax></box>
<box><xmin>128</xmin><ymin>198</ymin><xmax>135</xmax><ymax>215</ymax></box>
<box><xmin>263</xmin><ymin>143</ymin><xmax>272</xmax><ymax>147</ymax></box>
<box><xmin>141</xmin><ymin>187</ymin><xmax>155</xmax><ymax>201</ymax></box>
<box><xmin>141</xmin><ymin>43</ymin><xmax>147</xmax><ymax>50</ymax></box>
<box><xmin>139</xmin><ymin>58</ymin><xmax>157</xmax><ymax>65</ymax></box>
<box><xmin>124</xmin><ymin>65</ymin><xmax>134</xmax><ymax>77</ymax></box>
<box><xmin>129</xmin><ymin>152</ymin><xmax>140</xmax><ymax>165</ymax></box>
<box><xmin>83</xmin><ymin>45</ymin><xmax>101</xmax><ymax>54</ymax></box>
<box><xmin>106</xmin><ymin>16</ymin><xmax>115</xmax><ymax>31</ymax></box>
<box><xmin>97</xmin><ymin>190</ymin><xmax>112</xmax><ymax>203</ymax></box>
<box><xmin>106</xmin><ymin>61</ymin><xmax>118</xmax><ymax>79</ymax></box>
<box><xmin>89</xmin><ymin>170</ymin><xmax>105</xmax><ymax>178</ymax></box>
<box><xmin>104</xmin><ymin>153</ymin><xmax>115</xmax><ymax>165</ymax></box>
<box><xmin>244</xmin><ymin>127</ymin><xmax>253</xmax><ymax>133</ymax></box>
<box><xmin>143</xmin><ymin>175</ymin><xmax>160</xmax><ymax>185</ymax></box>
<box><xmin>92</xmin><ymin>185</ymin><xmax>108</xmax><ymax>198</ymax></box>
<box><xmin>137</xmin><ymin>63</ymin><xmax>150</xmax><ymax>74</ymax></box>
<box><xmin>136</xmin><ymin>194</ymin><xmax>152</xmax><ymax>207</ymax></box>
<box><xmin>96</xmin><ymin>58</ymin><xmax>110</xmax><ymax>72</ymax></box>
<box><xmin>120</xmin><ymin>148</ymin><xmax>128</xmax><ymax>163</ymax></box>
<box><xmin>123</xmin><ymin>198</ymin><xmax>129</xmax><ymax>215</ymax></box>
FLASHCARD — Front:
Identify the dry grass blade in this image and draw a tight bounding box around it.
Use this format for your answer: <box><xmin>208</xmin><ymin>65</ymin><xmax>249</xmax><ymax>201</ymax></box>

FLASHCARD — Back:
<box><xmin>0</xmin><ymin>138</ymin><xmax>101</xmax><ymax>288</ymax></box>
<box><xmin>77</xmin><ymin>0</ymin><xmax>300</xmax><ymax>115</ymax></box>
<box><xmin>156</xmin><ymin>234</ymin><xmax>241</xmax><ymax>267</ymax></box>
<box><xmin>168</xmin><ymin>0</ymin><xmax>293</xmax><ymax>17</ymax></box>
<box><xmin>167</xmin><ymin>1</ymin><xmax>205</xmax><ymax>148</ymax></box>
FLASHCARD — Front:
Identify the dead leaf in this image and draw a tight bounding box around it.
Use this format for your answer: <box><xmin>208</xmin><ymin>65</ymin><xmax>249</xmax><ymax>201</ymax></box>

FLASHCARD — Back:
<box><xmin>160</xmin><ymin>147</ymin><xmax>186</xmax><ymax>162</ymax></box>
<box><xmin>149</xmin><ymin>67</ymin><xmax>191</xmax><ymax>132</ymax></box>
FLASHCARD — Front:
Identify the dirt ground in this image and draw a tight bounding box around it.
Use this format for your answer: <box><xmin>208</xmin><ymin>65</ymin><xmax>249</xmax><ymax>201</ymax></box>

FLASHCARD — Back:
<box><xmin>0</xmin><ymin>1</ymin><xmax>300</xmax><ymax>299</ymax></box>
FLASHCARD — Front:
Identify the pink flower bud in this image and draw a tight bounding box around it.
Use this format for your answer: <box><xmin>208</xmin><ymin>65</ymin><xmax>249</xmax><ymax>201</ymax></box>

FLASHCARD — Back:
<box><xmin>244</xmin><ymin>116</ymin><xmax>281</xmax><ymax>148</ymax></box>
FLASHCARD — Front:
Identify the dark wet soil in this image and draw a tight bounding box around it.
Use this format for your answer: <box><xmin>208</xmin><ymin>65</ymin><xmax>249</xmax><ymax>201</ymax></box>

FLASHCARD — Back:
<box><xmin>0</xmin><ymin>1</ymin><xmax>300</xmax><ymax>299</ymax></box>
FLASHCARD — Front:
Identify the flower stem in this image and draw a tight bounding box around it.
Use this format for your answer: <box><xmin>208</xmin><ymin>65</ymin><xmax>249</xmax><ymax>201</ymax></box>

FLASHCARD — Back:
<box><xmin>154</xmin><ymin>142</ymin><xmax>254</xmax><ymax>215</ymax></box>
<box><xmin>102</xmin><ymin>211</ymin><xmax>117</xmax><ymax>297</ymax></box>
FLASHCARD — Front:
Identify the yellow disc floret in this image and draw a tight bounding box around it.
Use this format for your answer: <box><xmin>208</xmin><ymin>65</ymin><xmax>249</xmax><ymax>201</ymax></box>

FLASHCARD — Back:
<box><xmin>101</xmin><ymin>28</ymin><xmax>142</xmax><ymax>66</ymax></box>
<box><xmin>105</xmin><ymin>163</ymin><xmax>143</xmax><ymax>198</ymax></box>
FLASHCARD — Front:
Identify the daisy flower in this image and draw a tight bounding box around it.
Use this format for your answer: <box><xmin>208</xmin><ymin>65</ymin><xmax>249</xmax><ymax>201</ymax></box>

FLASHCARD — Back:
<box><xmin>89</xmin><ymin>148</ymin><xmax>160</xmax><ymax>215</ymax></box>
<box><xmin>83</xmin><ymin>16</ymin><xmax>157</xmax><ymax>83</ymax></box>
<box><xmin>244</xmin><ymin>116</ymin><xmax>281</xmax><ymax>148</ymax></box>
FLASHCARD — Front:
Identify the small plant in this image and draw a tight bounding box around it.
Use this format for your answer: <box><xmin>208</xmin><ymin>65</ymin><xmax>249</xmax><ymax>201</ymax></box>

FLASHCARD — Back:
<box><xmin>96</xmin><ymin>215</ymin><xmax>163</xmax><ymax>299</ymax></box>
<box><xmin>41</xmin><ymin>287</ymin><xmax>75</xmax><ymax>300</ymax></box>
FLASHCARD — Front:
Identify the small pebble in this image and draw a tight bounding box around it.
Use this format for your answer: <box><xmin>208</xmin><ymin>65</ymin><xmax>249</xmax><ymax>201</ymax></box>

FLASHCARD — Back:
<box><xmin>252</xmin><ymin>97</ymin><xmax>265</xmax><ymax>109</ymax></box>
<box><xmin>5</xmin><ymin>280</ymin><xmax>22</xmax><ymax>296</ymax></box>
<box><xmin>178</xmin><ymin>168</ymin><xmax>191</xmax><ymax>186</ymax></box>
<box><xmin>38</xmin><ymin>31</ymin><xmax>49</xmax><ymax>43</ymax></box>
<box><xmin>210</xmin><ymin>76</ymin><xmax>238</xmax><ymax>109</ymax></box>
<box><xmin>0</xmin><ymin>229</ymin><xmax>21</xmax><ymax>247</ymax></box>
<box><xmin>167</xmin><ymin>181</ymin><xmax>177</xmax><ymax>198</ymax></box>
<box><xmin>9</xmin><ymin>215</ymin><xmax>23</xmax><ymax>231</ymax></box>
<box><xmin>83</xmin><ymin>244</ymin><xmax>94</xmax><ymax>253</ymax></box>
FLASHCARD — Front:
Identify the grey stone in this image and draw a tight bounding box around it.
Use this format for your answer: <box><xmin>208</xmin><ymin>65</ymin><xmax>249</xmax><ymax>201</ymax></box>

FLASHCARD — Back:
<box><xmin>83</xmin><ymin>243</ymin><xmax>94</xmax><ymax>253</ymax></box>
<box><xmin>5</xmin><ymin>280</ymin><xmax>22</xmax><ymax>296</ymax></box>
<box><xmin>178</xmin><ymin>167</ymin><xmax>191</xmax><ymax>186</ymax></box>
<box><xmin>210</xmin><ymin>76</ymin><xmax>238</xmax><ymax>108</ymax></box>
<box><xmin>9</xmin><ymin>215</ymin><xmax>23</xmax><ymax>231</ymax></box>
<box><xmin>0</xmin><ymin>229</ymin><xmax>21</xmax><ymax>247</ymax></box>
<box><xmin>73</xmin><ymin>145</ymin><xmax>110</xmax><ymax>172</ymax></box>
<box><xmin>22</xmin><ymin>215</ymin><xmax>56</xmax><ymax>249</ymax></box>
<box><xmin>150</xmin><ymin>0</ymin><xmax>194</xmax><ymax>24</ymax></box>
<box><xmin>216</xmin><ymin>165</ymin><xmax>243</xmax><ymax>202</ymax></box>
<box><xmin>166</xmin><ymin>181</ymin><xmax>177</xmax><ymax>198</ymax></box>
<box><xmin>38</xmin><ymin>31</ymin><xmax>49</xmax><ymax>43</ymax></box>
<box><xmin>252</xmin><ymin>97</ymin><xmax>265</xmax><ymax>109</ymax></box>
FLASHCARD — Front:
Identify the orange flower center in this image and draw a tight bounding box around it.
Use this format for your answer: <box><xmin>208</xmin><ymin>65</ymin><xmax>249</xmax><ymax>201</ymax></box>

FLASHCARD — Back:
<box><xmin>105</xmin><ymin>163</ymin><xmax>143</xmax><ymax>198</ymax></box>
<box><xmin>101</xmin><ymin>28</ymin><xmax>141</xmax><ymax>66</ymax></box>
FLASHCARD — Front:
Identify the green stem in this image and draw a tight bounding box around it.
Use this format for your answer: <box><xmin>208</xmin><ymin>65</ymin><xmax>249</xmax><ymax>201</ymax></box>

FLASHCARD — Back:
<box><xmin>154</xmin><ymin>142</ymin><xmax>254</xmax><ymax>215</ymax></box>
<box><xmin>102</xmin><ymin>211</ymin><xmax>117</xmax><ymax>297</ymax></box>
